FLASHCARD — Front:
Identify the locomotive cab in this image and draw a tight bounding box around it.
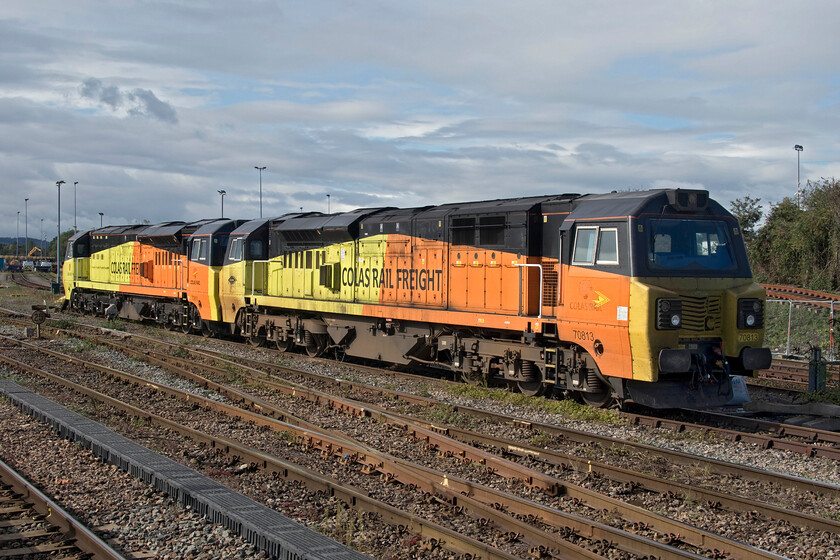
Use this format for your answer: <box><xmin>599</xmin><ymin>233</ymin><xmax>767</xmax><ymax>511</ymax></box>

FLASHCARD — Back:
<box><xmin>624</xmin><ymin>190</ymin><xmax>771</xmax><ymax>408</ymax></box>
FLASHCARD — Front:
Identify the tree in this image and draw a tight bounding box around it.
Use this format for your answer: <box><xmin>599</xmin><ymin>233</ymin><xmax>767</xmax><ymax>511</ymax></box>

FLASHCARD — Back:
<box><xmin>46</xmin><ymin>229</ymin><xmax>76</xmax><ymax>260</ymax></box>
<box><xmin>730</xmin><ymin>196</ymin><xmax>763</xmax><ymax>239</ymax></box>
<box><xmin>749</xmin><ymin>178</ymin><xmax>840</xmax><ymax>291</ymax></box>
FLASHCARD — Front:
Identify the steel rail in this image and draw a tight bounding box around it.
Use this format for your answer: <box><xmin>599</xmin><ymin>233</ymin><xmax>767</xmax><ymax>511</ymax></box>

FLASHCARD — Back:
<box><xmin>1</xmin><ymin>336</ymin><xmax>778</xmax><ymax>560</ymax></box>
<box><xmin>48</xmin><ymin>331</ymin><xmax>791</xmax><ymax>560</ymax></box>
<box><xmin>52</xmin><ymin>320</ymin><xmax>840</xmax><ymax>501</ymax></box>
<box><xmin>0</xmin><ymin>348</ymin><xmax>520</xmax><ymax>560</ymax></box>
<box><xmin>183</xmin><ymin>340</ymin><xmax>840</xmax><ymax>499</ymax></box>
<box><xmin>622</xmin><ymin>411</ymin><xmax>840</xmax><ymax>459</ymax></box>
<box><xmin>143</xmin><ymin>336</ymin><xmax>840</xmax><ymax>534</ymax></box>
<box><xmin>7</xmin><ymin>314</ymin><xmax>839</xmax><ymax>504</ymax></box>
<box><xmin>398</xmin><ymin>414</ymin><xmax>840</xmax><ymax>534</ymax></box>
<box><xmin>0</xmin><ymin>457</ymin><xmax>127</xmax><ymax>560</ymax></box>
<box><xmin>761</xmin><ymin>283</ymin><xmax>840</xmax><ymax>306</ymax></box>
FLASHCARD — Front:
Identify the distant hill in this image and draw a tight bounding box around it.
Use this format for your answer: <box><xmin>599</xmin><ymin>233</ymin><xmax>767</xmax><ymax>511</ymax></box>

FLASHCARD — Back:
<box><xmin>0</xmin><ymin>237</ymin><xmax>41</xmax><ymax>246</ymax></box>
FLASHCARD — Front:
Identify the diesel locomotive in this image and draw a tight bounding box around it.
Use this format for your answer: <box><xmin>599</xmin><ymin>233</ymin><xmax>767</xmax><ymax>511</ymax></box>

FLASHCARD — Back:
<box><xmin>62</xmin><ymin>188</ymin><xmax>772</xmax><ymax>408</ymax></box>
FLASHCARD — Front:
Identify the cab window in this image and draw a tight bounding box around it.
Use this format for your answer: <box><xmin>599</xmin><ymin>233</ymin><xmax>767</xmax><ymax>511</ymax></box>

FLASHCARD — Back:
<box><xmin>572</xmin><ymin>227</ymin><xmax>597</xmax><ymax>264</ymax></box>
<box><xmin>596</xmin><ymin>229</ymin><xmax>618</xmax><ymax>264</ymax></box>
<box><xmin>228</xmin><ymin>238</ymin><xmax>243</xmax><ymax>261</ymax></box>
<box><xmin>191</xmin><ymin>238</ymin><xmax>207</xmax><ymax>262</ymax></box>
<box><xmin>248</xmin><ymin>239</ymin><xmax>266</xmax><ymax>260</ymax></box>
<box><xmin>573</xmin><ymin>226</ymin><xmax>619</xmax><ymax>266</ymax></box>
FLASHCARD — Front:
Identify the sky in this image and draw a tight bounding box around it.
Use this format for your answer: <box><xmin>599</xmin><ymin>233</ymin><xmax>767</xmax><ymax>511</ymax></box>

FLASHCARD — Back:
<box><xmin>2</xmin><ymin>0</ymin><xmax>840</xmax><ymax>241</ymax></box>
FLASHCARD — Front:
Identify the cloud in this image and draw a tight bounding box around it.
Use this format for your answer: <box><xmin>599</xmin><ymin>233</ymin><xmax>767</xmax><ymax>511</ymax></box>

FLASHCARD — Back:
<box><xmin>79</xmin><ymin>78</ymin><xmax>178</xmax><ymax>123</ymax></box>
<box><xmin>2</xmin><ymin>1</ymin><xmax>840</xmax><ymax>237</ymax></box>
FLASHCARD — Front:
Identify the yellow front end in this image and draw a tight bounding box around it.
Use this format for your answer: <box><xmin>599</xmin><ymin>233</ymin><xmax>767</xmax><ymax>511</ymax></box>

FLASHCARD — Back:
<box><xmin>629</xmin><ymin>278</ymin><xmax>767</xmax><ymax>382</ymax></box>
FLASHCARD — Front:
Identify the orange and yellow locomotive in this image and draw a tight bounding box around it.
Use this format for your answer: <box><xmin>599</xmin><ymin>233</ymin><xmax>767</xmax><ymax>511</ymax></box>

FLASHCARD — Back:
<box><xmin>63</xmin><ymin>188</ymin><xmax>770</xmax><ymax>408</ymax></box>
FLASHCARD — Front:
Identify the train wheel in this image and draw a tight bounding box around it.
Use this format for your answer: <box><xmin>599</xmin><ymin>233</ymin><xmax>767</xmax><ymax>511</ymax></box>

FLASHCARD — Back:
<box><xmin>163</xmin><ymin>317</ymin><xmax>175</xmax><ymax>330</ymax></box>
<box><xmin>579</xmin><ymin>373</ymin><xmax>613</xmax><ymax>408</ymax></box>
<box><xmin>304</xmin><ymin>331</ymin><xmax>326</xmax><ymax>357</ymax></box>
<box><xmin>249</xmin><ymin>336</ymin><xmax>266</xmax><ymax>348</ymax></box>
<box><xmin>517</xmin><ymin>360</ymin><xmax>545</xmax><ymax>396</ymax></box>
<box><xmin>181</xmin><ymin>322</ymin><xmax>192</xmax><ymax>334</ymax></box>
<box><xmin>275</xmin><ymin>337</ymin><xmax>293</xmax><ymax>352</ymax></box>
<box><xmin>201</xmin><ymin>322</ymin><xmax>214</xmax><ymax>338</ymax></box>
<box><xmin>517</xmin><ymin>378</ymin><xmax>545</xmax><ymax>397</ymax></box>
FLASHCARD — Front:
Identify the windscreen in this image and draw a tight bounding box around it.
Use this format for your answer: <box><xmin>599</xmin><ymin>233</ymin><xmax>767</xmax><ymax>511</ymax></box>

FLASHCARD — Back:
<box><xmin>646</xmin><ymin>218</ymin><xmax>738</xmax><ymax>273</ymax></box>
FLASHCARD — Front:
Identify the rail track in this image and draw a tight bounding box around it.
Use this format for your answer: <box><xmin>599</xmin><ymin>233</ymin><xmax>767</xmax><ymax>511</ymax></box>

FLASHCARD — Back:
<box><xmin>4</xmin><ymin>301</ymin><xmax>840</xmax><ymax>557</ymax></box>
<box><xmin>6</xmin><ymin>272</ymin><xmax>52</xmax><ymax>292</ymax></box>
<box><xmin>0</xmin><ymin>330</ymin><xmax>817</xmax><ymax>559</ymax></box>
<box><xmin>0</xmin><ymin>456</ymin><xmax>125</xmax><ymax>559</ymax></box>
<box><xmin>762</xmin><ymin>284</ymin><xmax>840</xmax><ymax>309</ymax></box>
<box><xmin>90</xmin><ymin>321</ymin><xmax>840</xmax><ymax>459</ymax></box>
<box><xmin>3</xmin><ymin>317</ymin><xmax>840</xmax><ymax>558</ymax></box>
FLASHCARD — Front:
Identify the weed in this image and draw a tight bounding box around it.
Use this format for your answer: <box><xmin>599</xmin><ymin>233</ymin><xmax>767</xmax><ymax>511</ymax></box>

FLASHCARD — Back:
<box><xmin>331</xmin><ymin>500</ymin><xmax>364</xmax><ymax>547</ymax></box>
<box><xmin>222</xmin><ymin>363</ymin><xmax>247</xmax><ymax>384</ymax></box>
<box><xmin>415</xmin><ymin>383</ymin><xmax>432</xmax><ymax>398</ymax></box>
<box><xmin>170</xmin><ymin>345</ymin><xmax>190</xmax><ymax>359</ymax></box>
<box><xmin>443</xmin><ymin>383</ymin><xmax>624</xmax><ymax>425</ymax></box>
<box><xmin>805</xmin><ymin>386</ymin><xmax>840</xmax><ymax>406</ymax></box>
<box><xmin>275</xmin><ymin>430</ymin><xmax>298</xmax><ymax>445</ymax></box>
<box><xmin>528</xmin><ymin>431</ymin><xmax>554</xmax><ymax>448</ymax></box>
<box><xmin>424</xmin><ymin>404</ymin><xmax>467</xmax><ymax>426</ymax></box>
<box><xmin>49</xmin><ymin>319</ymin><xmax>76</xmax><ymax>330</ymax></box>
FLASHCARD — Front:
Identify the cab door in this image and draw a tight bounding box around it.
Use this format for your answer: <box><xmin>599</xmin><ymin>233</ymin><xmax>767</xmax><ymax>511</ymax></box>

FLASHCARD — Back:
<box><xmin>186</xmin><ymin>236</ymin><xmax>212</xmax><ymax>320</ymax></box>
<box><xmin>561</xmin><ymin>222</ymin><xmax>632</xmax><ymax>375</ymax></box>
<box><xmin>220</xmin><ymin>236</ymin><xmax>245</xmax><ymax>323</ymax></box>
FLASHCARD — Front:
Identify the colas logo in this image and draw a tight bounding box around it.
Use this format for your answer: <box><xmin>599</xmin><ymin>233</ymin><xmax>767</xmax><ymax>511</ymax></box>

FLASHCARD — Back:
<box><xmin>571</xmin><ymin>280</ymin><xmax>610</xmax><ymax>311</ymax></box>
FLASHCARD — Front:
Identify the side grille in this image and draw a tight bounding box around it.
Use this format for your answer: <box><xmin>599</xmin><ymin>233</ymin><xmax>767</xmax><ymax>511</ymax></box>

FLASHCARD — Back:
<box><xmin>543</xmin><ymin>267</ymin><xmax>558</xmax><ymax>306</ymax></box>
<box><xmin>680</xmin><ymin>295</ymin><xmax>721</xmax><ymax>332</ymax></box>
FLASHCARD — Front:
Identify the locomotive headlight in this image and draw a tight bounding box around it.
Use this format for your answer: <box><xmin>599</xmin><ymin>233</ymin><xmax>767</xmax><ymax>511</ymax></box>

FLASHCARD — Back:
<box><xmin>657</xmin><ymin>298</ymin><xmax>682</xmax><ymax>330</ymax></box>
<box><xmin>738</xmin><ymin>298</ymin><xmax>764</xmax><ymax>329</ymax></box>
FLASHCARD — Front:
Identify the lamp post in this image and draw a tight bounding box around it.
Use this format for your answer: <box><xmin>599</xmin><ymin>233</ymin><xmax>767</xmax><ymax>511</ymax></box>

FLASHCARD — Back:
<box><xmin>794</xmin><ymin>145</ymin><xmax>804</xmax><ymax>208</ymax></box>
<box><xmin>16</xmin><ymin>211</ymin><xmax>20</xmax><ymax>260</ymax></box>
<box><xmin>56</xmin><ymin>180</ymin><xmax>65</xmax><ymax>284</ymax></box>
<box><xmin>327</xmin><ymin>194</ymin><xmax>330</xmax><ymax>214</ymax></box>
<box><xmin>73</xmin><ymin>181</ymin><xmax>78</xmax><ymax>232</ymax></box>
<box><xmin>24</xmin><ymin>198</ymin><xmax>29</xmax><ymax>256</ymax></box>
<box><xmin>40</xmin><ymin>219</ymin><xmax>43</xmax><ymax>255</ymax></box>
<box><xmin>218</xmin><ymin>189</ymin><xmax>227</xmax><ymax>218</ymax></box>
<box><xmin>255</xmin><ymin>166</ymin><xmax>266</xmax><ymax>218</ymax></box>
<box><xmin>99</xmin><ymin>212</ymin><xmax>104</xmax><ymax>228</ymax></box>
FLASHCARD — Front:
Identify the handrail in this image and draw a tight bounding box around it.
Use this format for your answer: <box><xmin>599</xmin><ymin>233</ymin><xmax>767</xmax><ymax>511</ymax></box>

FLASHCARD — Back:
<box><xmin>514</xmin><ymin>263</ymin><xmax>543</xmax><ymax>319</ymax></box>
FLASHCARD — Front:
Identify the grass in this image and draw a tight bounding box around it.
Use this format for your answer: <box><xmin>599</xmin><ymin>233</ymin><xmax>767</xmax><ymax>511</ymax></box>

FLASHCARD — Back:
<box><xmin>48</xmin><ymin>318</ymin><xmax>76</xmax><ymax>330</ymax></box>
<box><xmin>765</xmin><ymin>301</ymin><xmax>831</xmax><ymax>356</ymax></box>
<box><xmin>528</xmin><ymin>431</ymin><xmax>554</xmax><ymax>448</ymax></box>
<box><xmin>130</xmin><ymin>416</ymin><xmax>149</xmax><ymax>429</ymax></box>
<box><xmin>805</xmin><ymin>386</ymin><xmax>840</xmax><ymax>406</ymax></box>
<box><xmin>443</xmin><ymin>383</ymin><xmax>625</xmax><ymax>425</ymax></box>
<box><xmin>275</xmin><ymin>430</ymin><xmax>298</xmax><ymax>445</ymax></box>
<box><xmin>170</xmin><ymin>344</ymin><xmax>190</xmax><ymax>359</ymax></box>
<box><xmin>424</xmin><ymin>404</ymin><xmax>469</xmax><ymax>426</ymax></box>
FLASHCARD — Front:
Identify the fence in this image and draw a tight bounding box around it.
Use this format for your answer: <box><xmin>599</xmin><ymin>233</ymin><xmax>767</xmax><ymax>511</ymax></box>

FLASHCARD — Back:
<box><xmin>765</xmin><ymin>299</ymin><xmax>836</xmax><ymax>360</ymax></box>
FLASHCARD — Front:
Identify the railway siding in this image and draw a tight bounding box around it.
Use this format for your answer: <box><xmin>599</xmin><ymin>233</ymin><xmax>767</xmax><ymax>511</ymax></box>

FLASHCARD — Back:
<box><xmin>0</xmin><ymin>379</ymin><xmax>371</xmax><ymax>560</ymax></box>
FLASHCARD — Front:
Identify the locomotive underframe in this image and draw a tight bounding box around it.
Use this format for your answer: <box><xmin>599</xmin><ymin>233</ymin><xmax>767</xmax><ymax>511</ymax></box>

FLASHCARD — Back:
<box><xmin>239</xmin><ymin>304</ymin><xmax>613</xmax><ymax>400</ymax></box>
<box><xmin>67</xmin><ymin>288</ymin><xmax>216</xmax><ymax>334</ymax></box>
<box><xmin>66</xmin><ymin>287</ymin><xmax>743</xmax><ymax>408</ymax></box>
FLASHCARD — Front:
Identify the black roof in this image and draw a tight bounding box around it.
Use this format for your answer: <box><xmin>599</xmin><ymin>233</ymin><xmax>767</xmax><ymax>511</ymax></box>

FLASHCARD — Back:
<box><xmin>192</xmin><ymin>219</ymin><xmax>245</xmax><ymax>236</ymax></box>
<box><xmin>230</xmin><ymin>219</ymin><xmax>270</xmax><ymax>237</ymax></box>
